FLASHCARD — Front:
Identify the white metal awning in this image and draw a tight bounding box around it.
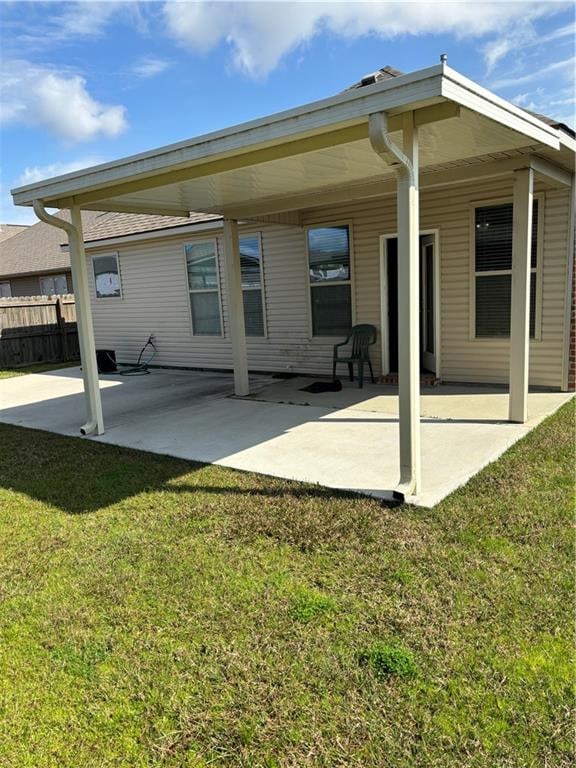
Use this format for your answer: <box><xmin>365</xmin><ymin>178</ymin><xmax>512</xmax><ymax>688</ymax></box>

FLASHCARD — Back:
<box><xmin>11</xmin><ymin>63</ymin><xmax>573</xmax><ymax>219</ymax></box>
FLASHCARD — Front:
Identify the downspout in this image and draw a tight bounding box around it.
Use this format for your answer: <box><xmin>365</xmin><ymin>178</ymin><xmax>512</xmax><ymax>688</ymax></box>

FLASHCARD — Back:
<box><xmin>368</xmin><ymin>112</ymin><xmax>415</xmax><ymax>187</ymax></box>
<box><xmin>32</xmin><ymin>200</ymin><xmax>103</xmax><ymax>435</ymax></box>
<box><xmin>369</xmin><ymin>110</ymin><xmax>421</xmax><ymax>498</ymax></box>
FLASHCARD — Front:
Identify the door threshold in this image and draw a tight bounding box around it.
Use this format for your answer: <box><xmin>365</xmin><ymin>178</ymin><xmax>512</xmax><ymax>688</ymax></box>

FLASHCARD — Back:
<box><xmin>380</xmin><ymin>372</ymin><xmax>441</xmax><ymax>386</ymax></box>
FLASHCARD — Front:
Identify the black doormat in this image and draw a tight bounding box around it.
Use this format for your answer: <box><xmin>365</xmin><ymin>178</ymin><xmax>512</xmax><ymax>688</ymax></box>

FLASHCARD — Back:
<box><xmin>300</xmin><ymin>379</ymin><xmax>342</xmax><ymax>393</ymax></box>
<box><xmin>272</xmin><ymin>372</ymin><xmax>299</xmax><ymax>379</ymax></box>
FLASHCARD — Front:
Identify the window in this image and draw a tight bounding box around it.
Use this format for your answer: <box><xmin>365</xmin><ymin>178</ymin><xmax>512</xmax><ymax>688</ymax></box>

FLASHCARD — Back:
<box><xmin>40</xmin><ymin>274</ymin><xmax>68</xmax><ymax>296</ymax></box>
<box><xmin>185</xmin><ymin>240</ymin><xmax>222</xmax><ymax>335</ymax></box>
<box><xmin>474</xmin><ymin>200</ymin><xmax>539</xmax><ymax>338</ymax></box>
<box><xmin>0</xmin><ymin>281</ymin><xmax>11</xmax><ymax>298</ymax></box>
<box><xmin>307</xmin><ymin>225</ymin><xmax>352</xmax><ymax>336</ymax></box>
<box><xmin>93</xmin><ymin>253</ymin><xmax>122</xmax><ymax>299</ymax></box>
<box><xmin>240</xmin><ymin>234</ymin><xmax>265</xmax><ymax>336</ymax></box>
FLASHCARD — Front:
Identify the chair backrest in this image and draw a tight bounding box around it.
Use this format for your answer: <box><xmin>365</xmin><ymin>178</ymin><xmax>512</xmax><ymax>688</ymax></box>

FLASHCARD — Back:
<box><xmin>350</xmin><ymin>324</ymin><xmax>377</xmax><ymax>358</ymax></box>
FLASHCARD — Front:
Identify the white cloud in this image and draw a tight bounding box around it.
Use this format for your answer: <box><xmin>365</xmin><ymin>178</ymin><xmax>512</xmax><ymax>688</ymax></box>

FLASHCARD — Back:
<box><xmin>54</xmin><ymin>1</ymin><xmax>124</xmax><ymax>37</ymax></box>
<box><xmin>1</xmin><ymin>60</ymin><xmax>128</xmax><ymax>142</ymax></box>
<box><xmin>131</xmin><ymin>56</ymin><xmax>171</xmax><ymax>78</ymax></box>
<box><xmin>491</xmin><ymin>56</ymin><xmax>575</xmax><ymax>89</ymax></box>
<box><xmin>163</xmin><ymin>0</ymin><xmax>564</xmax><ymax>78</ymax></box>
<box><xmin>484</xmin><ymin>19</ymin><xmax>575</xmax><ymax>73</ymax></box>
<box><xmin>17</xmin><ymin>158</ymin><xmax>106</xmax><ymax>187</ymax></box>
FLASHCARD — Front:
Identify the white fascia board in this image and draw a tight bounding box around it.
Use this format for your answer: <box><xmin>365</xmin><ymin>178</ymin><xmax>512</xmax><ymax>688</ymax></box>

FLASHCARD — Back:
<box><xmin>12</xmin><ymin>66</ymin><xmax>444</xmax><ymax>206</ymax></box>
<box><xmin>441</xmin><ymin>65</ymin><xmax>561</xmax><ymax>149</ymax></box>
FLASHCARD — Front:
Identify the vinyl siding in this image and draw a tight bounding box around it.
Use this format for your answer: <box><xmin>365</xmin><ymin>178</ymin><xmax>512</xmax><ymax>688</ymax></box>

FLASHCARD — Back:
<box><xmin>87</xmin><ymin>176</ymin><xmax>570</xmax><ymax>388</ymax></box>
<box><xmin>6</xmin><ymin>275</ymin><xmax>40</xmax><ymax>297</ymax></box>
<box><xmin>6</xmin><ymin>271</ymin><xmax>73</xmax><ymax>297</ymax></box>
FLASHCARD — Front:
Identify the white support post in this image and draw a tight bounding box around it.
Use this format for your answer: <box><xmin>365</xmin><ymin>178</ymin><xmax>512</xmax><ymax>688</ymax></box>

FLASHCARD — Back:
<box><xmin>396</xmin><ymin>111</ymin><xmax>421</xmax><ymax>496</ymax></box>
<box><xmin>509</xmin><ymin>168</ymin><xmax>534</xmax><ymax>423</ymax></box>
<box><xmin>222</xmin><ymin>218</ymin><xmax>249</xmax><ymax>396</ymax></box>
<box><xmin>70</xmin><ymin>206</ymin><xmax>104</xmax><ymax>435</ymax></box>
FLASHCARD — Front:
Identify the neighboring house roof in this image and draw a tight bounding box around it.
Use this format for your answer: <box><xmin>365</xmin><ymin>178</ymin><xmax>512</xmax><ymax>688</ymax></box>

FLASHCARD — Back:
<box><xmin>0</xmin><ymin>209</ymin><xmax>101</xmax><ymax>278</ymax></box>
<box><xmin>82</xmin><ymin>211</ymin><xmax>221</xmax><ymax>242</ymax></box>
<box><xmin>0</xmin><ymin>224</ymin><xmax>29</xmax><ymax>243</ymax></box>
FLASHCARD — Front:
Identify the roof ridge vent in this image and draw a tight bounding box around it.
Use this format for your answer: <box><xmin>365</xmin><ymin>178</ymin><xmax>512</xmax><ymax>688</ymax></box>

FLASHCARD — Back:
<box><xmin>344</xmin><ymin>65</ymin><xmax>404</xmax><ymax>92</ymax></box>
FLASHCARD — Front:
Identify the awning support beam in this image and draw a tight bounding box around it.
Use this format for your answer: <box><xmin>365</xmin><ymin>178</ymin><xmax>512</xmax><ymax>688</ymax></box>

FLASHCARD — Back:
<box><xmin>508</xmin><ymin>168</ymin><xmax>534</xmax><ymax>423</ymax></box>
<box><xmin>369</xmin><ymin>111</ymin><xmax>421</xmax><ymax>498</ymax></box>
<box><xmin>222</xmin><ymin>218</ymin><xmax>249</xmax><ymax>396</ymax></box>
<box><xmin>32</xmin><ymin>201</ymin><xmax>104</xmax><ymax>435</ymax></box>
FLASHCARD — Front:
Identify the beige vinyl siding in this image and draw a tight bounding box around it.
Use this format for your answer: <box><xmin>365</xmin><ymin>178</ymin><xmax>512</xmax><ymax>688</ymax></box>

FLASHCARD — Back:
<box><xmin>431</xmin><ymin>178</ymin><xmax>569</xmax><ymax>387</ymax></box>
<box><xmin>87</xmin><ymin>176</ymin><xmax>569</xmax><ymax>388</ymax></box>
<box><xmin>88</xmin><ymin>224</ymin><xmax>334</xmax><ymax>374</ymax></box>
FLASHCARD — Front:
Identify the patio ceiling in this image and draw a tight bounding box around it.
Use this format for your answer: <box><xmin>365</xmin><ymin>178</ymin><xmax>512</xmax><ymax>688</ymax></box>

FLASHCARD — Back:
<box><xmin>12</xmin><ymin>63</ymin><xmax>573</xmax><ymax>219</ymax></box>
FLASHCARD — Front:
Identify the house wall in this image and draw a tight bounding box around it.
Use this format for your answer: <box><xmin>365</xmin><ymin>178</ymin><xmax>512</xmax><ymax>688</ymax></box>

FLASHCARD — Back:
<box><xmin>86</xmin><ymin>175</ymin><xmax>571</xmax><ymax>389</ymax></box>
<box><xmin>4</xmin><ymin>271</ymin><xmax>73</xmax><ymax>297</ymax></box>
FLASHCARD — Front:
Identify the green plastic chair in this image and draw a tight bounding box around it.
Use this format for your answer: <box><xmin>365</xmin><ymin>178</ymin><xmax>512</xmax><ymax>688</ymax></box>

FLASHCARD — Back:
<box><xmin>332</xmin><ymin>324</ymin><xmax>377</xmax><ymax>388</ymax></box>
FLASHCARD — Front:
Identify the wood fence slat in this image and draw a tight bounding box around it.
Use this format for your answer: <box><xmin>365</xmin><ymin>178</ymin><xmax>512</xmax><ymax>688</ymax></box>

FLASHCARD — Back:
<box><xmin>0</xmin><ymin>294</ymin><xmax>79</xmax><ymax>368</ymax></box>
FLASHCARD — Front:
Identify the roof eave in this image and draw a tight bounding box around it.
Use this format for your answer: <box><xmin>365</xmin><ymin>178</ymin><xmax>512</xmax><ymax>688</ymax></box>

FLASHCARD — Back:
<box><xmin>12</xmin><ymin>64</ymin><xmax>447</xmax><ymax>207</ymax></box>
<box><xmin>11</xmin><ymin>62</ymin><xmax>564</xmax><ymax>211</ymax></box>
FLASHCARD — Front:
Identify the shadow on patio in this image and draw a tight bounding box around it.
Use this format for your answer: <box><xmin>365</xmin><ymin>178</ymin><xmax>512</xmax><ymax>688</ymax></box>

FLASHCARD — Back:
<box><xmin>0</xmin><ymin>367</ymin><xmax>572</xmax><ymax>508</ymax></box>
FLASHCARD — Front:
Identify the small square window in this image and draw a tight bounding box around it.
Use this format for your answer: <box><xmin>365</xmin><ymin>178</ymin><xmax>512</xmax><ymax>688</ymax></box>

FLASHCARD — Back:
<box><xmin>93</xmin><ymin>254</ymin><xmax>121</xmax><ymax>298</ymax></box>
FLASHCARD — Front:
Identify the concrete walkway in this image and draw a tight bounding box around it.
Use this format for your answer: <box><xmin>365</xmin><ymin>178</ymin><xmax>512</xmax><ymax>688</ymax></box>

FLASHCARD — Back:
<box><xmin>0</xmin><ymin>367</ymin><xmax>572</xmax><ymax>507</ymax></box>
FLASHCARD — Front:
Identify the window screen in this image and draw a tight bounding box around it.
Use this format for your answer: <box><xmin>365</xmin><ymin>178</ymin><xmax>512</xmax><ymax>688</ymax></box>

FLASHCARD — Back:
<box><xmin>308</xmin><ymin>225</ymin><xmax>352</xmax><ymax>336</ymax></box>
<box><xmin>185</xmin><ymin>241</ymin><xmax>222</xmax><ymax>335</ymax></box>
<box><xmin>40</xmin><ymin>274</ymin><xmax>68</xmax><ymax>296</ymax></box>
<box><xmin>474</xmin><ymin>201</ymin><xmax>538</xmax><ymax>338</ymax></box>
<box><xmin>240</xmin><ymin>235</ymin><xmax>265</xmax><ymax>336</ymax></box>
<box><xmin>93</xmin><ymin>254</ymin><xmax>121</xmax><ymax>298</ymax></box>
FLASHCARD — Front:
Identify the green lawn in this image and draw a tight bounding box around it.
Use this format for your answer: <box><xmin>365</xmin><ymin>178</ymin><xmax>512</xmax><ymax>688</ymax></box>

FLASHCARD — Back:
<box><xmin>0</xmin><ymin>401</ymin><xmax>574</xmax><ymax>767</ymax></box>
<box><xmin>0</xmin><ymin>361</ymin><xmax>78</xmax><ymax>379</ymax></box>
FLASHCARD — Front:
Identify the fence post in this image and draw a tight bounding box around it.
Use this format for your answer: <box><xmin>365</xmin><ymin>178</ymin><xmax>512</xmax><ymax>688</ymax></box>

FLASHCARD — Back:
<box><xmin>55</xmin><ymin>298</ymin><xmax>69</xmax><ymax>361</ymax></box>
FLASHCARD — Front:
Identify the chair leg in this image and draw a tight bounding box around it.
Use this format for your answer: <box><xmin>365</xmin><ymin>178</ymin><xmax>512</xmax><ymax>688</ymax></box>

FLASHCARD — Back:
<box><xmin>348</xmin><ymin>363</ymin><xmax>353</xmax><ymax>382</ymax></box>
<box><xmin>358</xmin><ymin>361</ymin><xmax>364</xmax><ymax>389</ymax></box>
<box><xmin>332</xmin><ymin>360</ymin><xmax>337</xmax><ymax>381</ymax></box>
<box><xmin>368</xmin><ymin>359</ymin><xmax>375</xmax><ymax>384</ymax></box>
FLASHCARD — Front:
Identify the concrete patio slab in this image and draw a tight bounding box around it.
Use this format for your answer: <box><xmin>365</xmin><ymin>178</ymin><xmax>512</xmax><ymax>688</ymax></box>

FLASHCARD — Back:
<box><xmin>0</xmin><ymin>367</ymin><xmax>572</xmax><ymax>507</ymax></box>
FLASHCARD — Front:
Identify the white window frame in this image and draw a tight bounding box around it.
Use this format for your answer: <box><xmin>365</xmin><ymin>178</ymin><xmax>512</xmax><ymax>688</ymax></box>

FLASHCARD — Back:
<box><xmin>40</xmin><ymin>273</ymin><xmax>68</xmax><ymax>296</ymax></box>
<box><xmin>469</xmin><ymin>193</ymin><xmax>544</xmax><ymax>342</ymax></box>
<box><xmin>92</xmin><ymin>252</ymin><xmax>122</xmax><ymax>300</ymax></box>
<box><xmin>184</xmin><ymin>237</ymin><xmax>224</xmax><ymax>337</ymax></box>
<box><xmin>0</xmin><ymin>281</ymin><xmax>12</xmax><ymax>298</ymax></box>
<box><xmin>304</xmin><ymin>220</ymin><xmax>355</xmax><ymax>340</ymax></box>
<box><xmin>240</xmin><ymin>231</ymin><xmax>267</xmax><ymax>338</ymax></box>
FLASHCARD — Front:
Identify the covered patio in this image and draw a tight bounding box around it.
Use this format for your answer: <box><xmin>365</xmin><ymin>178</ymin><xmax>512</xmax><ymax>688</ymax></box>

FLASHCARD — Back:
<box><xmin>10</xmin><ymin>61</ymin><xmax>575</xmax><ymax>501</ymax></box>
<box><xmin>0</xmin><ymin>367</ymin><xmax>571</xmax><ymax>507</ymax></box>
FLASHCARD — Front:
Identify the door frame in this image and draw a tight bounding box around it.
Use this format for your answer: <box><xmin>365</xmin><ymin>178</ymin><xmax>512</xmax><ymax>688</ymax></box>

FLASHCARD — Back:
<box><xmin>379</xmin><ymin>229</ymin><xmax>442</xmax><ymax>378</ymax></box>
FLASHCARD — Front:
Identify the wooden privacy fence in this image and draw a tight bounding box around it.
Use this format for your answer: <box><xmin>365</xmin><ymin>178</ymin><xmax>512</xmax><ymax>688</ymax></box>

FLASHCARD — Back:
<box><xmin>0</xmin><ymin>295</ymin><xmax>79</xmax><ymax>368</ymax></box>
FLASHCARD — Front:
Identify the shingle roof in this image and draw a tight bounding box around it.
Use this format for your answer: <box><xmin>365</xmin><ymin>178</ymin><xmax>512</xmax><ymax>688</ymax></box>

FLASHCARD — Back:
<box><xmin>82</xmin><ymin>211</ymin><xmax>221</xmax><ymax>242</ymax></box>
<box><xmin>0</xmin><ymin>209</ymin><xmax>222</xmax><ymax>278</ymax></box>
<box><xmin>0</xmin><ymin>224</ymin><xmax>29</xmax><ymax>244</ymax></box>
<box><xmin>0</xmin><ymin>210</ymin><xmax>102</xmax><ymax>278</ymax></box>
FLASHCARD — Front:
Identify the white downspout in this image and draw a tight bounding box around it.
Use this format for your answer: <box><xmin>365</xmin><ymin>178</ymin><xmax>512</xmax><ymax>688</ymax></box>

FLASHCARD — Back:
<box><xmin>32</xmin><ymin>201</ymin><xmax>104</xmax><ymax>435</ymax></box>
<box><xmin>369</xmin><ymin>111</ymin><xmax>421</xmax><ymax>499</ymax></box>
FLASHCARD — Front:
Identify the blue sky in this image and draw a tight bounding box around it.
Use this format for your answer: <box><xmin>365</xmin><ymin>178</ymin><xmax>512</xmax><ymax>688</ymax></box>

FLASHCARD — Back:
<box><xmin>1</xmin><ymin>0</ymin><xmax>574</xmax><ymax>224</ymax></box>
